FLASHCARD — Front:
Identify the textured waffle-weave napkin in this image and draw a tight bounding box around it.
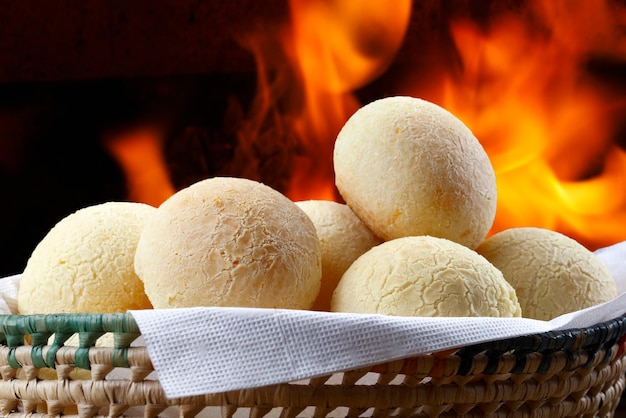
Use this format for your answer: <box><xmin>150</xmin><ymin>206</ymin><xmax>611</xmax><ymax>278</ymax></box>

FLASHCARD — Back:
<box><xmin>2</xmin><ymin>244</ymin><xmax>624</xmax><ymax>399</ymax></box>
<box><xmin>130</xmin><ymin>243</ymin><xmax>626</xmax><ymax>398</ymax></box>
<box><xmin>129</xmin><ymin>308</ymin><xmax>548</xmax><ymax>398</ymax></box>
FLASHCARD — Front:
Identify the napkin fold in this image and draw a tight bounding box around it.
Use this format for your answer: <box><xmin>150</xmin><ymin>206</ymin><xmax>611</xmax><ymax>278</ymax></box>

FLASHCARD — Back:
<box><xmin>2</xmin><ymin>244</ymin><xmax>625</xmax><ymax>400</ymax></box>
<box><xmin>132</xmin><ymin>242</ymin><xmax>626</xmax><ymax>399</ymax></box>
<box><xmin>130</xmin><ymin>291</ymin><xmax>626</xmax><ymax>399</ymax></box>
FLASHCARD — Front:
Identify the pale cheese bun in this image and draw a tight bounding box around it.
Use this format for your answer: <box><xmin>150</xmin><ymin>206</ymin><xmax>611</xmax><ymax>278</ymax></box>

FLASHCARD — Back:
<box><xmin>331</xmin><ymin>235</ymin><xmax>521</xmax><ymax>318</ymax></box>
<box><xmin>477</xmin><ymin>227</ymin><xmax>617</xmax><ymax>320</ymax></box>
<box><xmin>333</xmin><ymin>96</ymin><xmax>497</xmax><ymax>249</ymax></box>
<box><xmin>134</xmin><ymin>177</ymin><xmax>322</xmax><ymax>309</ymax></box>
<box><xmin>18</xmin><ymin>202</ymin><xmax>155</xmax><ymax>314</ymax></box>
<box><xmin>296</xmin><ymin>200</ymin><xmax>382</xmax><ymax>311</ymax></box>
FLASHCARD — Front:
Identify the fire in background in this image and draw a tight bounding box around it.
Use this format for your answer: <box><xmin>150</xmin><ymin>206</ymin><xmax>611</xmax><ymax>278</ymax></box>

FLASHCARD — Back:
<box><xmin>1</xmin><ymin>0</ymin><xmax>626</xmax><ymax>277</ymax></box>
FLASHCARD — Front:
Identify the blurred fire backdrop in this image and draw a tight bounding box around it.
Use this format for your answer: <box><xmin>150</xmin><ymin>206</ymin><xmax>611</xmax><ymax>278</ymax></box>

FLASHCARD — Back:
<box><xmin>2</xmin><ymin>0</ymin><xmax>626</xmax><ymax>277</ymax></box>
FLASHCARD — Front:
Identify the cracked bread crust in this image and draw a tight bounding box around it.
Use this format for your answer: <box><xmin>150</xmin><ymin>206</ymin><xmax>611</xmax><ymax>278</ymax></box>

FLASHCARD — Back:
<box><xmin>333</xmin><ymin>96</ymin><xmax>497</xmax><ymax>249</ymax></box>
<box><xmin>134</xmin><ymin>177</ymin><xmax>322</xmax><ymax>309</ymax></box>
<box><xmin>296</xmin><ymin>200</ymin><xmax>382</xmax><ymax>311</ymax></box>
<box><xmin>477</xmin><ymin>227</ymin><xmax>617</xmax><ymax>320</ymax></box>
<box><xmin>331</xmin><ymin>235</ymin><xmax>521</xmax><ymax>317</ymax></box>
<box><xmin>17</xmin><ymin>202</ymin><xmax>155</xmax><ymax>314</ymax></box>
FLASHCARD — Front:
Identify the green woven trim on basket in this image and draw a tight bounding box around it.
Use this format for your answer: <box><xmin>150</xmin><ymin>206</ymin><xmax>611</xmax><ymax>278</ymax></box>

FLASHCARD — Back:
<box><xmin>0</xmin><ymin>313</ymin><xmax>140</xmax><ymax>370</ymax></box>
<box><xmin>0</xmin><ymin>315</ymin><xmax>26</xmax><ymax>347</ymax></box>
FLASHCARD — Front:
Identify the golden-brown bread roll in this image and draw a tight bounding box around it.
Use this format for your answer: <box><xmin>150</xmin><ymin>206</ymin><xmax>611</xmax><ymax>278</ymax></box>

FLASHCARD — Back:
<box><xmin>331</xmin><ymin>235</ymin><xmax>521</xmax><ymax>318</ymax></box>
<box><xmin>333</xmin><ymin>96</ymin><xmax>497</xmax><ymax>249</ymax></box>
<box><xmin>17</xmin><ymin>202</ymin><xmax>155</xmax><ymax>314</ymax></box>
<box><xmin>476</xmin><ymin>227</ymin><xmax>618</xmax><ymax>320</ymax></box>
<box><xmin>134</xmin><ymin>177</ymin><xmax>322</xmax><ymax>309</ymax></box>
<box><xmin>296</xmin><ymin>200</ymin><xmax>382</xmax><ymax>311</ymax></box>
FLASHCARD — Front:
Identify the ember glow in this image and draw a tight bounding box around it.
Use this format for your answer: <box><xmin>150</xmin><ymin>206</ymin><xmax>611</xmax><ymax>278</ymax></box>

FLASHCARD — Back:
<box><xmin>284</xmin><ymin>0</ymin><xmax>411</xmax><ymax>201</ymax></box>
<box><xmin>103</xmin><ymin>126</ymin><xmax>175</xmax><ymax>207</ymax></box>
<box><xmin>418</xmin><ymin>0</ymin><xmax>626</xmax><ymax>249</ymax></box>
<box><xmin>108</xmin><ymin>0</ymin><xmax>626</xmax><ymax>250</ymax></box>
<box><xmin>283</xmin><ymin>0</ymin><xmax>626</xmax><ymax>249</ymax></box>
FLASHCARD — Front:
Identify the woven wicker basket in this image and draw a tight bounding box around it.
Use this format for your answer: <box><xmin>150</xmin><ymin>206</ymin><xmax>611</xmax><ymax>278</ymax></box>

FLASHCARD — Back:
<box><xmin>0</xmin><ymin>312</ymin><xmax>625</xmax><ymax>418</ymax></box>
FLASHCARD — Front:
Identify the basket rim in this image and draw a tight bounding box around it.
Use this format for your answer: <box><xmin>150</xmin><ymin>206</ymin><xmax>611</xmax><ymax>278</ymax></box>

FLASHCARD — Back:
<box><xmin>0</xmin><ymin>311</ymin><xmax>624</xmax><ymax>354</ymax></box>
<box><xmin>0</xmin><ymin>311</ymin><xmax>624</xmax><ymax>388</ymax></box>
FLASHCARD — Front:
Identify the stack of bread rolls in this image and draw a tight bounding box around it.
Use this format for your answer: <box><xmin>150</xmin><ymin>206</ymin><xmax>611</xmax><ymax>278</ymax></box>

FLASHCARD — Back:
<box><xmin>17</xmin><ymin>96</ymin><xmax>618</xmax><ymax>321</ymax></box>
<box><xmin>329</xmin><ymin>96</ymin><xmax>616</xmax><ymax>319</ymax></box>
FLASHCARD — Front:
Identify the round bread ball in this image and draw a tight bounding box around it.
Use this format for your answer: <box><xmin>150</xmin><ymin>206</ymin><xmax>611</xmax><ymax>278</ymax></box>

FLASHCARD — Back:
<box><xmin>476</xmin><ymin>227</ymin><xmax>618</xmax><ymax>320</ymax></box>
<box><xmin>134</xmin><ymin>177</ymin><xmax>322</xmax><ymax>309</ymax></box>
<box><xmin>331</xmin><ymin>236</ymin><xmax>521</xmax><ymax>317</ymax></box>
<box><xmin>333</xmin><ymin>96</ymin><xmax>497</xmax><ymax>249</ymax></box>
<box><xmin>17</xmin><ymin>202</ymin><xmax>155</xmax><ymax>314</ymax></box>
<box><xmin>295</xmin><ymin>200</ymin><xmax>382</xmax><ymax>311</ymax></box>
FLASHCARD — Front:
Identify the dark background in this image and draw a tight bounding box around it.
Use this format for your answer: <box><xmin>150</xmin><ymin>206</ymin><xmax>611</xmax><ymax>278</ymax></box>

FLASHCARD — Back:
<box><xmin>1</xmin><ymin>0</ymin><xmax>626</xmax><ymax>277</ymax></box>
<box><xmin>0</xmin><ymin>0</ymin><xmax>458</xmax><ymax>276</ymax></box>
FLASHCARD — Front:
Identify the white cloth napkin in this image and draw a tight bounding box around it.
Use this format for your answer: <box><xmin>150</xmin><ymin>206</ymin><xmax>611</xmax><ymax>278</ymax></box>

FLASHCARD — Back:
<box><xmin>129</xmin><ymin>243</ymin><xmax>626</xmax><ymax>399</ymax></box>
<box><xmin>131</xmin><ymin>293</ymin><xmax>626</xmax><ymax>399</ymax></box>
<box><xmin>595</xmin><ymin>240</ymin><xmax>626</xmax><ymax>294</ymax></box>
<box><xmin>2</xmin><ymin>244</ymin><xmax>625</xmax><ymax>400</ymax></box>
<box><xmin>0</xmin><ymin>274</ymin><xmax>20</xmax><ymax>315</ymax></box>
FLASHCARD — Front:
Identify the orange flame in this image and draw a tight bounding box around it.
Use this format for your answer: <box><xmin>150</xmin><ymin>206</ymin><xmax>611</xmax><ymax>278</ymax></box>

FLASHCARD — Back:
<box><xmin>450</xmin><ymin>1</ymin><xmax>626</xmax><ymax>250</ymax></box>
<box><xmin>103</xmin><ymin>126</ymin><xmax>175</xmax><ymax>207</ymax></box>
<box><xmin>385</xmin><ymin>0</ymin><xmax>626</xmax><ymax>250</ymax></box>
<box><xmin>283</xmin><ymin>0</ymin><xmax>411</xmax><ymax>201</ymax></box>
<box><xmin>106</xmin><ymin>1</ymin><xmax>626</xmax><ymax>251</ymax></box>
<box><xmin>282</xmin><ymin>0</ymin><xmax>626</xmax><ymax>249</ymax></box>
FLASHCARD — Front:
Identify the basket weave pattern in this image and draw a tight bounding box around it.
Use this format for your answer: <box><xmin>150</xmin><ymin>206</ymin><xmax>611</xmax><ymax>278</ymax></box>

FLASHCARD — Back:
<box><xmin>0</xmin><ymin>313</ymin><xmax>625</xmax><ymax>418</ymax></box>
